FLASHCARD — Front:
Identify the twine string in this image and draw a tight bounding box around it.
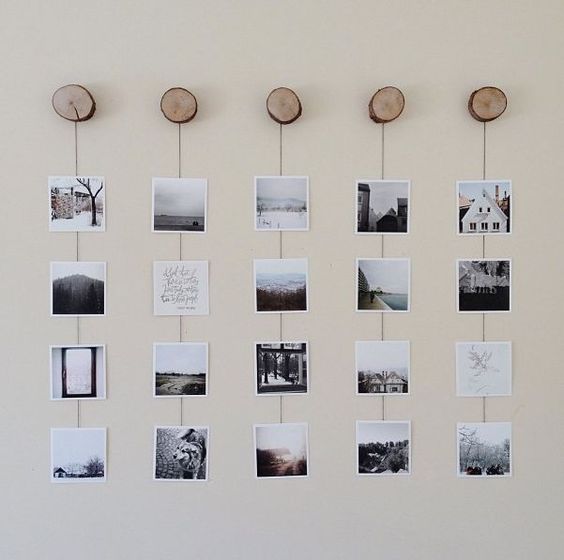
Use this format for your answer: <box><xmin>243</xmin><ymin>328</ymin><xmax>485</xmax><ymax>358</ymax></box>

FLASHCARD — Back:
<box><xmin>482</xmin><ymin>121</ymin><xmax>487</xmax><ymax>423</ymax></box>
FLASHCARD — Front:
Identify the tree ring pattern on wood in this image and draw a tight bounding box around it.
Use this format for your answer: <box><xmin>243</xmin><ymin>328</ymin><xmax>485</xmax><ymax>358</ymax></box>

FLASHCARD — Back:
<box><xmin>160</xmin><ymin>87</ymin><xmax>198</xmax><ymax>124</ymax></box>
<box><xmin>369</xmin><ymin>86</ymin><xmax>405</xmax><ymax>123</ymax></box>
<box><xmin>52</xmin><ymin>84</ymin><xmax>96</xmax><ymax>122</ymax></box>
<box><xmin>468</xmin><ymin>87</ymin><xmax>507</xmax><ymax>122</ymax></box>
<box><xmin>266</xmin><ymin>87</ymin><xmax>302</xmax><ymax>124</ymax></box>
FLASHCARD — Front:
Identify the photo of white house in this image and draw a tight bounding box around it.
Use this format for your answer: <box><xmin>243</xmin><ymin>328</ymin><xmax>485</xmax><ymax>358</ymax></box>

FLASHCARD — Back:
<box><xmin>458</xmin><ymin>180</ymin><xmax>511</xmax><ymax>234</ymax></box>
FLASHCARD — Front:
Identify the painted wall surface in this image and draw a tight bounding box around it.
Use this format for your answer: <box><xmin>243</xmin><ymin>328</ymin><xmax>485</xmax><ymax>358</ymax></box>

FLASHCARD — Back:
<box><xmin>1</xmin><ymin>1</ymin><xmax>563</xmax><ymax>558</ymax></box>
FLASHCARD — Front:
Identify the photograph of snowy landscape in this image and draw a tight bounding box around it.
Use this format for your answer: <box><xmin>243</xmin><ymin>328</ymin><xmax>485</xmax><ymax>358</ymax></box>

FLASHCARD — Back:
<box><xmin>51</xmin><ymin>261</ymin><xmax>106</xmax><ymax>316</ymax></box>
<box><xmin>255</xmin><ymin>176</ymin><xmax>309</xmax><ymax>231</ymax></box>
<box><xmin>51</xmin><ymin>428</ymin><xmax>106</xmax><ymax>483</ymax></box>
<box><xmin>254</xmin><ymin>258</ymin><xmax>308</xmax><ymax>313</ymax></box>
<box><xmin>152</xmin><ymin>177</ymin><xmax>207</xmax><ymax>232</ymax></box>
<box><xmin>357</xmin><ymin>421</ymin><xmax>411</xmax><ymax>475</ymax></box>
<box><xmin>356</xmin><ymin>340</ymin><xmax>409</xmax><ymax>395</ymax></box>
<box><xmin>357</xmin><ymin>258</ymin><xmax>410</xmax><ymax>312</ymax></box>
<box><xmin>356</xmin><ymin>180</ymin><xmax>409</xmax><ymax>233</ymax></box>
<box><xmin>49</xmin><ymin>176</ymin><xmax>105</xmax><ymax>232</ymax></box>
<box><xmin>154</xmin><ymin>343</ymin><xmax>208</xmax><ymax>397</ymax></box>
<box><xmin>255</xmin><ymin>423</ymin><xmax>308</xmax><ymax>478</ymax></box>
<box><xmin>255</xmin><ymin>342</ymin><xmax>308</xmax><ymax>395</ymax></box>
<box><xmin>456</xmin><ymin>342</ymin><xmax>511</xmax><ymax>397</ymax></box>
<box><xmin>457</xmin><ymin>422</ymin><xmax>511</xmax><ymax>477</ymax></box>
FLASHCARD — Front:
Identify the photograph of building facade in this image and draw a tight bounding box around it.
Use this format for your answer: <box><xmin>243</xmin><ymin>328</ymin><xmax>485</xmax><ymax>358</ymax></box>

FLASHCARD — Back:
<box><xmin>255</xmin><ymin>342</ymin><xmax>308</xmax><ymax>395</ymax></box>
<box><xmin>458</xmin><ymin>180</ymin><xmax>511</xmax><ymax>234</ymax></box>
<box><xmin>356</xmin><ymin>180</ymin><xmax>409</xmax><ymax>233</ymax></box>
<box><xmin>356</xmin><ymin>340</ymin><xmax>409</xmax><ymax>395</ymax></box>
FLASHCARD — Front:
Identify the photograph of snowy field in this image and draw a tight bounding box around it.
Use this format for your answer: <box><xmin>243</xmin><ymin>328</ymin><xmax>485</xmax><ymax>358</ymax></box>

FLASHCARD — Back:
<box><xmin>51</xmin><ymin>261</ymin><xmax>106</xmax><ymax>316</ymax></box>
<box><xmin>50</xmin><ymin>345</ymin><xmax>105</xmax><ymax>400</ymax></box>
<box><xmin>154</xmin><ymin>342</ymin><xmax>208</xmax><ymax>397</ymax></box>
<box><xmin>356</xmin><ymin>180</ymin><xmax>409</xmax><ymax>233</ymax></box>
<box><xmin>255</xmin><ymin>342</ymin><xmax>308</xmax><ymax>395</ymax></box>
<box><xmin>357</xmin><ymin>258</ymin><xmax>410</xmax><ymax>312</ymax></box>
<box><xmin>357</xmin><ymin>421</ymin><xmax>411</xmax><ymax>476</ymax></box>
<box><xmin>51</xmin><ymin>428</ymin><xmax>106</xmax><ymax>483</ymax></box>
<box><xmin>152</xmin><ymin>177</ymin><xmax>207</xmax><ymax>232</ymax></box>
<box><xmin>255</xmin><ymin>423</ymin><xmax>309</xmax><ymax>478</ymax></box>
<box><xmin>49</xmin><ymin>176</ymin><xmax>105</xmax><ymax>232</ymax></box>
<box><xmin>255</xmin><ymin>176</ymin><xmax>309</xmax><ymax>231</ymax></box>
<box><xmin>254</xmin><ymin>258</ymin><xmax>308</xmax><ymax>313</ymax></box>
<box><xmin>457</xmin><ymin>422</ymin><xmax>511</xmax><ymax>477</ymax></box>
<box><xmin>456</xmin><ymin>342</ymin><xmax>511</xmax><ymax>397</ymax></box>
<box><xmin>356</xmin><ymin>340</ymin><xmax>409</xmax><ymax>395</ymax></box>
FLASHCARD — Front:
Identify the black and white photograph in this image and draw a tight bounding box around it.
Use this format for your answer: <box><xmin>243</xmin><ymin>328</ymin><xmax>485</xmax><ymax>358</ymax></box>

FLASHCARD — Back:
<box><xmin>456</xmin><ymin>342</ymin><xmax>512</xmax><ymax>397</ymax></box>
<box><xmin>50</xmin><ymin>345</ymin><xmax>106</xmax><ymax>400</ymax></box>
<box><xmin>357</xmin><ymin>421</ymin><xmax>411</xmax><ymax>476</ymax></box>
<box><xmin>357</xmin><ymin>258</ymin><xmax>410</xmax><ymax>312</ymax></box>
<box><xmin>457</xmin><ymin>259</ymin><xmax>511</xmax><ymax>313</ymax></box>
<box><xmin>356</xmin><ymin>341</ymin><xmax>409</xmax><ymax>395</ymax></box>
<box><xmin>457</xmin><ymin>422</ymin><xmax>512</xmax><ymax>477</ymax></box>
<box><xmin>51</xmin><ymin>261</ymin><xmax>106</xmax><ymax>316</ymax></box>
<box><xmin>255</xmin><ymin>176</ymin><xmax>309</xmax><ymax>231</ymax></box>
<box><xmin>154</xmin><ymin>426</ymin><xmax>209</xmax><ymax>481</ymax></box>
<box><xmin>51</xmin><ymin>428</ymin><xmax>106</xmax><ymax>483</ymax></box>
<box><xmin>254</xmin><ymin>258</ymin><xmax>308</xmax><ymax>313</ymax></box>
<box><xmin>254</xmin><ymin>423</ymin><xmax>309</xmax><ymax>478</ymax></box>
<box><xmin>154</xmin><ymin>343</ymin><xmax>208</xmax><ymax>397</ymax></box>
<box><xmin>458</xmin><ymin>180</ymin><xmax>511</xmax><ymax>235</ymax></box>
<box><xmin>255</xmin><ymin>342</ymin><xmax>308</xmax><ymax>395</ymax></box>
<box><xmin>152</xmin><ymin>177</ymin><xmax>207</xmax><ymax>233</ymax></box>
<box><xmin>153</xmin><ymin>260</ymin><xmax>209</xmax><ymax>316</ymax></box>
<box><xmin>49</xmin><ymin>176</ymin><xmax>105</xmax><ymax>232</ymax></box>
<box><xmin>356</xmin><ymin>180</ymin><xmax>410</xmax><ymax>234</ymax></box>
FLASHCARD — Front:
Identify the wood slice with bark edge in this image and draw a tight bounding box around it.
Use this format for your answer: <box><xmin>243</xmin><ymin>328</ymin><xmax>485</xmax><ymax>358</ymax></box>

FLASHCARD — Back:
<box><xmin>160</xmin><ymin>87</ymin><xmax>198</xmax><ymax>124</ymax></box>
<box><xmin>266</xmin><ymin>87</ymin><xmax>302</xmax><ymax>124</ymax></box>
<box><xmin>468</xmin><ymin>87</ymin><xmax>507</xmax><ymax>122</ymax></box>
<box><xmin>369</xmin><ymin>87</ymin><xmax>405</xmax><ymax>123</ymax></box>
<box><xmin>52</xmin><ymin>84</ymin><xmax>96</xmax><ymax>122</ymax></box>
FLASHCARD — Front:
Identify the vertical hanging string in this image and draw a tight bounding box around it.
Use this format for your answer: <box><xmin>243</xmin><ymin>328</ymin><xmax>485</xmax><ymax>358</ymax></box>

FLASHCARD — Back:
<box><xmin>74</xmin><ymin>121</ymin><xmax>81</xmax><ymax>428</ymax></box>
<box><xmin>381</xmin><ymin>123</ymin><xmax>385</xmax><ymax>421</ymax></box>
<box><xmin>278</xmin><ymin>124</ymin><xmax>283</xmax><ymax>423</ymax></box>
<box><xmin>178</xmin><ymin>123</ymin><xmax>184</xmax><ymax>426</ymax></box>
<box><xmin>482</xmin><ymin>121</ymin><xmax>487</xmax><ymax>423</ymax></box>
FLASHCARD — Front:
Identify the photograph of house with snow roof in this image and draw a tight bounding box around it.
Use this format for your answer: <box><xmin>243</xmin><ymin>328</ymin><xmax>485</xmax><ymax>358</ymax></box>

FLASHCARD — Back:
<box><xmin>457</xmin><ymin>259</ymin><xmax>511</xmax><ymax>313</ymax></box>
<box><xmin>356</xmin><ymin>180</ymin><xmax>409</xmax><ymax>234</ymax></box>
<box><xmin>457</xmin><ymin>180</ymin><xmax>511</xmax><ymax>235</ymax></box>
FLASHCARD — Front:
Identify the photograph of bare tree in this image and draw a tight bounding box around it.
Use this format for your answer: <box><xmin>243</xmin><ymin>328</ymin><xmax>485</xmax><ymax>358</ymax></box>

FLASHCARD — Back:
<box><xmin>255</xmin><ymin>342</ymin><xmax>308</xmax><ymax>395</ymax></box>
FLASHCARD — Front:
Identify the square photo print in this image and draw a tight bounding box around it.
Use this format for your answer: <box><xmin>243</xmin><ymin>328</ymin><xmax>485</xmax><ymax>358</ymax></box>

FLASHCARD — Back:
<box><xmin>50</xmin><ymin>345</ymin><xmax>106</xmax><ymax>400</ymax></box>
<box><xmin>356</xmin><ymin>180</ymin><xmax>409</xmax><ymax>234</ymax></box>
<box><xmin>51</xmin><ymin>261</ymin><xmax>106</xmax><ymax>316</ymax></box>
<box><xmin>458</xmin><ymin>180</ymin><xmax>511</xmax><ymax>235</ymax></box>
<box><xmin>457</xmin><ymin>259</ymin><xmax>511</xmax><ymax>313</ymax></box>
<box><xmin>456</xmin><ymin>342</ymin><xmax>511</xmax><ymax>397</ymax></box>
<box><xmin>457</xmin><ymin>422</ymin><xmax>512</xmax><ymax>477</ymax></box>
<box><xmin>153</xmin><ymin>260</ymin><xmax>209</xmax><ymax>316</ymax></box>
<box><xmin>154</xmin><ymin>342</ymin><xmax>208</xmax><ymax>397</ymax></box>
<box><xmin>255</xmin><ymin>342</ymin><xmax>308</xmax><ymax>395</ymax></box>
<box><xmin>51</xmin><ymin>428</ymin><xmax>106</xmax><ymax>483</ymax></box>
<box><xmin>357</xmin><ymin>258</ymin><xmax>410</xmax><ymax>312</ymax></box>
<box><xmin>254</xmin><ymin>423</ymin><xmax>309</xmax><ymax>478</ymax></box>
<box><xmin>357</xmin><ymin>421</ymin><xmax>411</xmax><ymax>476</ymax></box>
<box><xmin>154</xmin><ymin>426</ymin><xmax>209</xmax><ymax>481</ymax></box>
<box><xmin>49</xmin><ymin>176</ymin><xmax>105</xmax><ymax>232</ymax></box>
<box><xmin>255</xmin><ymin>176</ymin><xmax>309</xmax><ymax>231</ymax></box>
<box><xmin>152</xmin><ymin>177</ymin><xmax>207</xmax><ymax>233</ymax></box>
<box><xmin>356</xmin><ymin>340</ymin><xmax>409</xmax><ymax>395</ymax></box>
<box><xmin>254</xmin><ymin>258</ymin><xmax>308</xmax><ymax>313</ymax></box>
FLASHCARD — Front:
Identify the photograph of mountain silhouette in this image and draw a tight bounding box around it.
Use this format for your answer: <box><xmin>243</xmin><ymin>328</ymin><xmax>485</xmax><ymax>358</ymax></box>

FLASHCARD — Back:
<box><xmin>51</xmin><ymin>261</ymin><xmax>106</xmax><ymax>316</ymax></box>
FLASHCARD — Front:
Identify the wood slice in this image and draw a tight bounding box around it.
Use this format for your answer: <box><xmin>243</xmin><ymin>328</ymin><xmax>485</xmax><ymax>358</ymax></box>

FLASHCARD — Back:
<box><xmin>468</xmin><ymin>87</ymin><xmax>507</xmax><ymax>122</ymax></box>
<box><xmin>266</xmin><ymin>87</ymin><xmax>302</xmax><ymax>124</ymax></box>
<box><xmin>52</xmin><ymin>84</ymin><xmax>96</xmax><ymax>122</ymax></box>
<box><xmin>369</xmin><ymin>86</ymin><xmax>405</xmax><ymax>123</ymax></box>
<box><xmin>160</xmin><ymin>87</ymin><xmax>198</xmax><ymax>123</ymax></box>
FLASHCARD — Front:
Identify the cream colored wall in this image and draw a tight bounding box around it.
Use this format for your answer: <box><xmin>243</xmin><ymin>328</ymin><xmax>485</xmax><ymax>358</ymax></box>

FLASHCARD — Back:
<box><xmin>1</xmin><ymin>1</ymin><xmax>563</xmax><ymax>558</ymax></box>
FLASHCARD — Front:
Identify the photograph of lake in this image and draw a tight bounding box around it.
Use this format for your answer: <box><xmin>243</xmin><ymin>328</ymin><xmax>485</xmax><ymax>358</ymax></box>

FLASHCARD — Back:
<box><xmin>152</xmin><ymin>177</ymin><xmax>207</xmax><ymax>232</ymax></box>
<box><xmin>357</xmin><ymin>258</ymin><xmax>410</xmax><ymax>312</ymax></box>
